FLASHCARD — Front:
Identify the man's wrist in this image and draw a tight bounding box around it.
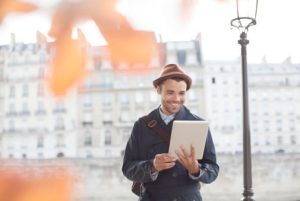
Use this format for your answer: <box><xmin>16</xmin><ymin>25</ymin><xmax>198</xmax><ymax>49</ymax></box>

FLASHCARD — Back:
<box><xmin>150</xmin><ymin>160</ymin><xmax>158</xmax><ymax>173</ymax></box>
<box><xmin>189</xmin><ymin>168</ymin><xmax>200</xmax><ymax>175</ymax></box>
<box><xmin>151</xmin><ymin>166</ymin><xmax>157</xmax><ymax>173</ymax></box>
<box><xmin>189</xmin><ymin>163</ymin><xmax>200</xmax><ymax>175</ymax></box>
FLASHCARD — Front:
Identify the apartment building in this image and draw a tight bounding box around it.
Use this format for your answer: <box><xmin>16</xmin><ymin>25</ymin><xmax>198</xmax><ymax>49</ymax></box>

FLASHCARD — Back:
<box><xmin>0</xmin><ymin>34</ymin><xmax>299</xmax><ymax>159</ymax></box>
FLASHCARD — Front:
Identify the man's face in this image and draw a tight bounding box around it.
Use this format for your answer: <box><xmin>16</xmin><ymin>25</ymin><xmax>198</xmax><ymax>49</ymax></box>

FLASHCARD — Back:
<box><xmin>157</xmin><ymin>79</ymin><xmax>187</xmax><ymax>116</ymax></box>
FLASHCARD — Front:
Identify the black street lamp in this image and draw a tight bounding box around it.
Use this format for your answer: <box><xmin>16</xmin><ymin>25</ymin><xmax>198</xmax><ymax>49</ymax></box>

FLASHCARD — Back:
<box><xmin>230</xmin><ymin>0</ymin><xmax>258</xmax><ymax>201</ymax></box>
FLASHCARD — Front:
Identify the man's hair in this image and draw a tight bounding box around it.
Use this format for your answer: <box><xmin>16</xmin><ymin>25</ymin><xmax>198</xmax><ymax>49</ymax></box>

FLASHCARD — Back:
<box><xmin>158</xmin><ymin>77</ymin><xmax>187</xmax><ymax>91</ymax></box>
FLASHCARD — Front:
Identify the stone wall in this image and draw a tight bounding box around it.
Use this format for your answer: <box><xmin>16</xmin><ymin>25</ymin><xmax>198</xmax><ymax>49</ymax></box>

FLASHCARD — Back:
<box><xmin>1</xmin><ymin>154</ymin><xmax>300</xmax><ymax>201</ymax></box>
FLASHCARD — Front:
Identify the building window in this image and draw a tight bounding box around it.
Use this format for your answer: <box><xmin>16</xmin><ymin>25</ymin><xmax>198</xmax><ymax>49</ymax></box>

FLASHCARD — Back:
<box><xmin>0</xmin><ymin>68</ymin><xmax>3</xmax><ymax>80</ymax></box>
<box><xmin>93</xmin><ymin>56</ymin><xmax>102</xmax><ymax>70</ymax></box>
<box><xmin>120</xmin><ymin>111</ymin><xmax>129</xmax><ymax>123</ymax></box>
<box><xmin>57</xmin><ymin>152</ymin><xmax>64</xmax><ymax>158</ymax></box>
<box><xmin>195</xmin><ymin>41</ymin><xmax>202</xmax><ymax>64</ymax></box>
<box><xmin>55</xmin><ymin>117</ymin><xmax>65</xmax><ymax>130</ymax></box>
<box><xmin>37</xmin><ymin>83</ymin><xmax>44</xmax><ymax>96</ymax></box>
<box><xmin>54</xmin><ymin>101</ymin><xmax>65</xmax><ymax>113</ymax></box>
<box><xmin>84</xmin><ymin>95</ymin><xmax>92</xmax><ymax>107</ymax></box>
<box><xmin>22</xmin><ymin>84</ymin><xmax>29</xmax><ymax>97</ymax></box>
<box><xmin>22</xmin><ymin>102</ymin><xmax>30</xmax><ymax>115</ymax></box>
<box><xmin>40</xmin><ymin>51</ymin><xmax>47</xmax><ymax>63</ymax></box>
<box><xmin>38</xmin><ymin>67</ymin><xmax>44</xmax><ymax>78</ymax></box>
<box><xmin>176</xmin><ymin>50</ymin><xmax>186</xmax><ymax>66</ymax></box>
<box><xmin>36</xmin><ymin>101</ymin><xmax>46</xmax><ymax>115</ymax></box>
<box><xmin>101</xmin><ymin>75</ymin><xmax>113</xmax><ymax>88</ymax></box>
<box><xmin>102</xmin><ymin>93</ymin><xmax>112</xmax><ymax>106</ymax></box>
<box><xmin>84</xmin><ymin>136</ymin><xmax>92</xmax><ymax>146</ymax></box>
<box><xmin>277</xmin><ymin>136</ymin><xmax>283</xmax><ymax>145</ymax></box>
<box><xmin>291</xmin><ymin>135</ymin><xmax>296</xmax><ymax>145</ymax></box>
<box><xmin>37</xmin><ymin>136</ymin><xmax>44</xmax><ymax>148</ymax></box>
<box><xmin>83</xmin><ymin>113</ymin><xmax>93</xmax><ymax>126</ymax></box>
<box><xmin>104</xmin><ymin>131</ymin><xmax>111</xmax><ymax>145</ymax></box>
<box><xmin>212</xmin><ymin>77</ymin><xmax>216</xmax><ymax>84</ymax></box>
<box><xmin>8</xmin><ymin>120</ymin><xmax>15</xmax><ymax>132</ymax></box>
<box><xmin>85</xmin><ymin>152</ymin><xmax>93</xmax><ymax>158</ymax></box>
<box><xmin>135</xmin><ymin>92</ymin><xmax>144</xmax><ymax>104</ymax></box>
<box><xmin>150</xmin><ymin>91</ymin><xmax>158</xmax><ymax>102</ymax></box>
<box><xmin>119</xmin><ymin>92</ymin><xmax>129</xmax><ymax>105</ymax></box>
<box><xmin>103</xmin><ymin>112</ymin><xmax>112</xmax><ymax>125</ymax></box>
<box><xmin>9</xmin><ymin>103</ymin><xmax>15</xmax><ymax>115</ymax></box>
<box><xmin>9</xmin><ymin>86</ymin><xmax>15</xmax><ymax>98</ymax></box>
<box><xmin>56</xmin><ymin>134</ymin><xmax>65</xmax><ymax>147</ymax></box>
<box><xmin>188</xmin><ymin>90</ymin><xmax>198</xmax><ymax>102</ymax></box>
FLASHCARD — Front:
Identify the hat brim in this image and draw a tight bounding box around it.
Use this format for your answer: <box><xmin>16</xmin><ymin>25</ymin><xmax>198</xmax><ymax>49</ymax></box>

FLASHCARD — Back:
<box><xmin>153</xmin><ymin>72</ymin><xmax>192</xmax><ymax>90</ymax></box>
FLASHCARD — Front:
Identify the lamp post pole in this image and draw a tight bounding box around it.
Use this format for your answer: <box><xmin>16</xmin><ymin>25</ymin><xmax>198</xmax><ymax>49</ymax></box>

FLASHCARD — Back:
<box><xmin>238</xmin><ymin>31</ymin><xmax>254</xmax><ymax>201</ymax></box>
<box><xmin>231</xmin><ymin>1</ymin><xmax>258</xmax><ymax>198</ymax></box>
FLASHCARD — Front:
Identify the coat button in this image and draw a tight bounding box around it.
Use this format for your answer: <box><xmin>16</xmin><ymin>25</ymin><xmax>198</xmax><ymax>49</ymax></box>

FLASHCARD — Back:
<box><xmin>172</xmin><ymin>172</ymin><xmax>177</xmax><ymax>177</ymax></box>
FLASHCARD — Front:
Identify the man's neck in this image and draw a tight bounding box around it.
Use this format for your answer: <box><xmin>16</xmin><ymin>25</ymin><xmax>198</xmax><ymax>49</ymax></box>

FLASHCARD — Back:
<box><xmin>159</xmin><ymin>107</ymin><xmax>175</xmax><ymax>116</ymax></box>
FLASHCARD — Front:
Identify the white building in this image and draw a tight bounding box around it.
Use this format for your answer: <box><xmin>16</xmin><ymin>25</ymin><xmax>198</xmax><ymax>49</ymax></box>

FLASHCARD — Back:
<box><xmin>0</xmin><ymin>38</ymin><xmax>78</xmax><ymax>159</ymax></box>
<box><xmin>77</xmin><ymin>40</ymin><xmax>205</xmax><ymax>158</ymax></box>
<box><xmin>205</xmin><ymin>59</ymin><xmax>300</xmax><ymax>154</ymax></box>
<box><xmin>0</xmin><ymin>34</ymin><xmax>299</xmax><ymax>159</ymax></box>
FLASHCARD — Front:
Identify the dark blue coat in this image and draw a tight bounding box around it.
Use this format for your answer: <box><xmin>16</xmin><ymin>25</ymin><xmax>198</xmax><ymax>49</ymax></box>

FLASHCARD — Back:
<box><xmin>122</xmin><ymin>106</ymin><xmax>219</xmax><ymax>201</ymax></box>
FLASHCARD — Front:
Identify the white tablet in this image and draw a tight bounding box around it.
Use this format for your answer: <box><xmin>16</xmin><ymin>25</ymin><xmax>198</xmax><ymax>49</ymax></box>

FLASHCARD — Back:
<box><xmin>168</xmin><ymin>120</ymin><xmax>209</xmax><ymax>159</ymax></box>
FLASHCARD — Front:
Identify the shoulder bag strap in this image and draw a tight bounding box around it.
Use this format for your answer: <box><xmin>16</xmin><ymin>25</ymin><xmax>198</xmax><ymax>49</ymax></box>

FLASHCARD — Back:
<box><xmin>141</xmin><ymin>115</ymin><xmax>170</xmax><ymax>143</ymax></box>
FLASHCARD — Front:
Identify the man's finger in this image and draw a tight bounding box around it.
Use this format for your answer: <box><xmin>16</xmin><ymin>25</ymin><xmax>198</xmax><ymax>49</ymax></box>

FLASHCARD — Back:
<box><xmin>157</xmin><ymin>161</ymin><xmax>175</xmax><ymax>171</ymax></box>
<box><xmin>190</xmin><ymin>144</ymin><xmax>196</xmax><ymax>161</ymax></box>
<box><xmin>175</xmin><ymin>149</ymin><xmax>185</xmax><ymax>160</ymax></box>
<box><xmin>180</xmin><ymin>146</ymin><xmax>190</xmax><ymax>158</ymax></box>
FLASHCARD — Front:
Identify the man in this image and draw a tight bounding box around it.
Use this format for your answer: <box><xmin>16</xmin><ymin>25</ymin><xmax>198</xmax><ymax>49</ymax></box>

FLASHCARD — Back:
<box><xmin>122</xmin><ymin>64</ymin><xmax>219</xmax><ymax>201</ymax></box>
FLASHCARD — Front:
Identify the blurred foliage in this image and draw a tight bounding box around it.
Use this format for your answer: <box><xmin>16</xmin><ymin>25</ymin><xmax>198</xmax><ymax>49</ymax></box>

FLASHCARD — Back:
<box><xmin>0</xmin><ymin>0</ymin><xmax>226</xmax><ymax>95</ymax></box>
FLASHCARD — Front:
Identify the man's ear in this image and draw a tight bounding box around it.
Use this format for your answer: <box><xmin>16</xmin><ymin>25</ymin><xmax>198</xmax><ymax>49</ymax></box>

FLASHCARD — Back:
<box><xmin>156</xmin><ymin>86</ymin><xmax>161</xmax><ymax>95</ymax></box>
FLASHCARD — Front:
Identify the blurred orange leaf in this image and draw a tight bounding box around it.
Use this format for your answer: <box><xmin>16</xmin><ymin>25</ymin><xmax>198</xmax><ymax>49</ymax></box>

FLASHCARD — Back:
<box><xmin>179</xmin><ymin>0</ymin><xmax>197</xmax><ymax>21</ymax></box>
<box><xmin>45</xmin><ymin>0</ymin><xmax>159</xmax><ymax>95</ymax></box>
<box><xmin>103</xmin><ymin>29</ymin><xmax>157</xmax><ymax>66</ymax></box>
<box><xmin>48</xmin><ymin>2</ymin><xmax>77</xmax><ymax>39</ymax></box>
<box><xmin>94</xmin><ymin>8</ymin><xmax>157</xmax><ymax>68</ymax></box>
<box><xmin>0</xmin><ymin>171</ymin><xmax>24</xmax><ymax>201</ymax></box>
<box><xmin>49</xmin><ymin>0</ymin><xmax>121</xmax><ymax>39</ymax></box>
<box><xmin>0</xmin><ymin>167</ymin><xmax>73</xmax><ymax>201</ymax></box>
<box><xmin>0</xmin><ymin>0</ymin><xmax>37</xmax><ymax>23</ymax></box>
<box><xmin>48</xmin><ymin>33</ymin><xmax>87</xmax><ymax>96</ymax></box>
<box><xmin>15</xmin><ymin>172</ymin><xmax>72</xmax><ymax>201</ymax></box>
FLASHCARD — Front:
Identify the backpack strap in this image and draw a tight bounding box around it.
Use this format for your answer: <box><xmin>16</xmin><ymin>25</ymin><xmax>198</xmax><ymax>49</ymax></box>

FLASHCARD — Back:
<box><xmin>141</xmin><ymin>115</ymin><xmax>170</xmax><ymax>143</ymax></box>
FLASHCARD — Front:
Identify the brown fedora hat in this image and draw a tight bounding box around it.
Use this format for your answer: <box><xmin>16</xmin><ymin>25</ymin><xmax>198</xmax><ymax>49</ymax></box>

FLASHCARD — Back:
<box><xmin>153</xmin><ymin>64</ymin><xmax>192</xmax><ymax>90</ymax></box>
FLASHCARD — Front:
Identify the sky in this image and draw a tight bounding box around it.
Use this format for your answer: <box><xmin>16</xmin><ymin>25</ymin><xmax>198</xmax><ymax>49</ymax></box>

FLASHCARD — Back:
<box><xmin>1</xmin><ymin>0</ymin><xmax>300</xmax><ymax>63</ymax></box>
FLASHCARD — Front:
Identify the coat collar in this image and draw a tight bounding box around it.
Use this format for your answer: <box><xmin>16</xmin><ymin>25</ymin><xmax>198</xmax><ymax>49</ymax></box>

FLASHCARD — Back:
<box><xmin>151</xmin><ymin>105</ymin><xmax>189</xmax><ymax>122</ymax></box>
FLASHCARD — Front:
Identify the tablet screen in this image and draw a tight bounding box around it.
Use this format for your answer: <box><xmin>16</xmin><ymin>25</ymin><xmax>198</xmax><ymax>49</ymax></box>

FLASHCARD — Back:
<box><xmin>168</xmin><ymin>120</ymin><xmax>208</xmax><ymax>159</ymax></box>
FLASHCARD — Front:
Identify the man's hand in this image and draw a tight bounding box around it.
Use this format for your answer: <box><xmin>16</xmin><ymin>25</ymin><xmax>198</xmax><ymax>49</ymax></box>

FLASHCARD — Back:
<box><xmin>153</xmin><ymin>153</ymin><xmax>176</xmax><ymax>172</ymax></box>
<box><xmin>175</xmin><ymin>145</ymin><xmax>200</xmax><ymax>175</ymax></box>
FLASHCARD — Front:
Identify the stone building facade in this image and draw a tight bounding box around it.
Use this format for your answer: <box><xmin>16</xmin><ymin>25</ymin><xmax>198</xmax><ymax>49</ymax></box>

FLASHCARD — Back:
<box><xmin>0</xmin><ymin>35</ymin><xmax>299</xmax><ymax>159</ymax></box>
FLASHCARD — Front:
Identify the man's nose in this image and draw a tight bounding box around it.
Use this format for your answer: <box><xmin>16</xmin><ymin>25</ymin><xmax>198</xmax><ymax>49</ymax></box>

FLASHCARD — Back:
<box><xmin>173</xmin><ymin>94</ymin><xmax>180</xmax><ymax>101</ymax></box>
